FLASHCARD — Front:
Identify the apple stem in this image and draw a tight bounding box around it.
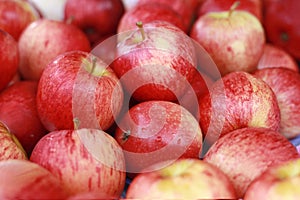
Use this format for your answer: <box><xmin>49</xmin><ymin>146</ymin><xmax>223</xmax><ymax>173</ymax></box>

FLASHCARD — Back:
<box><xmin>228</xmin><ymin>1</ymin><xmax>240</xmax><ymax>17</ymax></box>
<box><xmin>73</xmin><ymin>118</ymin><xmax>80</xmax><ymax>130</ymax></box>
<box><xmin>90</xmin><ymin>57</ymin><xmax>97</xmax><ymax>74</ymax></box>
<box><xmin>136</xmin><ymin>21</ymin><xmax>146</xmax><ymax>41</ymax></box>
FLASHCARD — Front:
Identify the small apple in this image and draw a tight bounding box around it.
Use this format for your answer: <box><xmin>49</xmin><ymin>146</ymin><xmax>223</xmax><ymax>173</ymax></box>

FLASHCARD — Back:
<box><xmin>0</xmin><ymin>81</ymin><xmax>47</xmax><ymax>155</ymax></box>
<box><xmin>244</xmin><ymin>158</ymin><xmax>300</xmax><ymax>200</ymax></box>
<box><xmin>199</xmin><ymin>71</ymin><xmax>280</xmax><ymax>146</ymax></box>
<box><xmin>18</xmin><ymin>18</ymin><xmax>91</xmax><ymax>81</ymax></box>
<box><xmin>30</xmin><ymin>128</ymin><xmax>126</xmax><ymax>197</ymax></box>
<box><xmin>0</xmin><ymin>159</ymin><xmax>69</xmax><ymax>199</ymax></box>
<box><xmin>36</xmin><ymin>50</ymin><xmax>124</xmax><ymax>132</ymax></box>
<box><xmin>253</xmin><ymin>67</ymin><xmax>300</xmax><ymax>139</ymax></box>
<box><xmin>257</xmin><ymin>43</ymin><xmax>299</xmax><ymax>72</ymax></box>
<box><xmin>0</xmin><ymin>0</ymin><xmax>40</xmax><ymax>41</ymax></box>
<box><xmin>0</xmin><ymin>29</ymin><xmax>19</xmax><ymax>92</ymax></box>
<box><xmin>203</xmin><ymin>127</ymin><xmax>300</xmax><ymax>198</ymax></box>
<box><xmin>111</xmin><ymin>21</ymin><xmax>197</xmax><ymax>102</ymax></box>
<box><xmin>114</xmin><ymin>100</ymin><xmax>203</xmax><ymax>174</ymax></box>
<box><xmin>126</xmin><ymin>158</ymin><xmax>237</xmax><ymax>199</ymax></box>
<box><xmin>190</xmin><ymin>2</ymin><xmax>265</xmax><ymax>76</ymax></box>
<box><xmin>0</xmin><ymin>120</ymin><xmax>27</xmax><ymax>161</ymax></box>
<box><xmin>117</xmin><ymin>3</ymin><xmax>187</xmax><ymax>33</ymax></box>
<box><xmin>64</xmin><ymin>0</ymin><xmax>125</xmax><ymax>46</ymax></box>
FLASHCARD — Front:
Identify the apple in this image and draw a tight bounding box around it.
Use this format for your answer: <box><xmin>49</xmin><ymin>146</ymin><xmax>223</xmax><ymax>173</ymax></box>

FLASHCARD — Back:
<box><xmin>114</xmin><ymin>100</ymin><xmax>203</xmax><ymax>175</ymax></box>
<box><xmin>0</xmin><ymin>159</ymin><xmax>69</xmax><ymax>199</ymax></box>
<box><xmin>126</xmin><ymin>158</ymin><xmax>237</xmax><ymax>199</ymax></box>
<box><xmin>244</xmin><ymin>158</ymin><xmax>300</xmax><ymax>200</ymax></box>
<box><xmin>257</xmin><ymin>43</ymin><xmax>299</xmax><ymax>72</ymax></box>
<box><xmin>0</xmin><ymin>0</ymin><xmax>40</xmax><ymax>41</ymax></box>
<box><xmin>0</xmin><ymin>29</ymin><xmax>19</xmax><ymax>92</ymax></box>
<box><xmin>199</xmin><ymin>71</ymin><xmax>280</xmax><ymax>147</ymax></box>
<box><xmin>18</xmin><ymin>18</ymin><xmax>91</xmax><ymax>81</ymax></box>
<box><xmin>263</xmin><ymin>0</ymin><xmax>300</xmax><ymax>60</ymax></box>
<box><xmin>0</xmin><ymin>120</ymin><xmax>27</xmax><ymax>161</ymax></box>
<box><xmin>253</xmin><ymin>67</ymin><xmax>300</xmax><ymax>139</ymax></box>
<box><xmin>30</xmin><ymin>128</ymin><xmax>126</xmax><ymax>197</ymax></box>
<box><xmin>64</xmin><ymin>0</ymin><xmax>125</xmax><ymax>46</ymax></box>
<box><xmin>0</xmin><ymin>81</ymin><xmax>48</xmax><ymax>155</ymax></box>
<box><xmin>117</xmin><ymin>3</ymin><xmax>187</xmax><ymax>33</ymax></box>
<box><xmin>190</xmin><ymin>2</ymin><xmax>265</xmax><ymax>76</ymax></box>
<box><xmin>29</xmin><ymin>0</ymin><xmax>67</xmax><ymax>21</ymax></box>
<box><xmin>197</xmin><ymin>0</ymin><xmax>263</xmax><ymax>22</ymax></box>
<box><xmin>67</xmin><ymin>191</ymin><xmax>118</xmax><ymax>200</ymax></box>
<box><xmin>36</xmin><ymin>50</ymin><xmax>124</xmax><ymax>132</ymax></box>
<box><xmin>203</xmin><ymin>127</ymin><xmax>300</xmax><ymax>198</ymax></box>
<box><xmin>111</xmin><ymin>21</ymin><xmax>197</xmax><ymax>102</ymax></box>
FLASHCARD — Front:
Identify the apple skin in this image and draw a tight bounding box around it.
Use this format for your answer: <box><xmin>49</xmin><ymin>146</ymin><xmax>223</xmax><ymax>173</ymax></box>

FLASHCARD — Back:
<box><xmin>199</xmin><ymin>71</ymin><xmax>280</xmax><ymax>144</ymax></box>
<box><xmin>114</xmin><ymin>100</ymin><xmax>203</xmax><ymax>175</ymax></box>
<box><xmin>117</xmin><ymin>3</ymin><xmax>187</xmax><ymax>33</ymax></box>
<box><xmin>257</xmin><ymin>43</ymin><xmax>299</xmax><ymax>72</ymax></box>
<box><xmin>253</xmin><ymin>67</ymin><xmax>300</xmax><ymax>139</ymax></box>
<box><xmin>0</xmin><ymin>29</ymin><xmax>19</xmax><ymax>92</ymax></box>
<box><xmin>0</xmin><ymin>121</ymin><xmax>27</xmax><ymax>161</ymax></box>
<box><xmin>190</xmin><ymin>9</ymin><xmax>265</xmax><ymax>76</ymax></box>
<box><xmin>36</xmin><ymin>50</ymin><xmax>124</xmax><ymax>131</ymax></box>
<box><xmin>64</xmin><ymin>0</ymin><xmax>125</xmax><ymax>46</ymax></box>
<box><xmin>203</xmin><ymin>127</ymin><xmax>300</xmax><ymax>198</ymax></box>
<box><xmin>0</xmin><ymin>81</ymin><xmax>47</xmax><ymax>155</ymax></box>
<box><xmin>126</xmin><ymin>158</ymin><xmax>237</xmax><ymax>199</ymax></box>
<box><xmin>0</xmin><ymin>0</ymin><xmax>40</xmax><ymax>41</ymax></box>
<box><xmin>244</xmin><ymin>158</ymin><xmax>300</xmax><ymax>200</ymax></box>
<box><xmin>198</xmin><ymin>0</ymin><xmax>263</xmax><ymax>22</ymax></box>
<box><xmin>30</xmin><ymin>128</ymin><xmax>126</xmax><ymax>197</ymax></box>
<box><xmin>0</xmin><ymin>159</ymin><xmax>69</xmax><ymax>199</ymax></box>
<box><xmin>18</xmin><ymin>18</ymin><xmax>91</xmax><ymax>81</ymax></box>
<box><xmin>112</xmin><ymin>21</ymin><xmax>197</xmax><ymax>102</ymax></box>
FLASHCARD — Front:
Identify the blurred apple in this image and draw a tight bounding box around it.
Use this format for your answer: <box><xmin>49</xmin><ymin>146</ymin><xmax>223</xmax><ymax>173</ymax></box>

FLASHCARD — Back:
<box><xmin>0</xmin><ymin>30</ymin><xmax>19</xmax><ymax>92</ymax></box>
<box><xmin>244</xmin><ymin>158</ymin><xmax>300</xmax><ymax>200</ymax></box>
<box><xmin>18</xmin><ymin>18</ymin><xmax>91</xmax><ymax>81</ymax></box>
<box><xmin>29</xmin><ymin>0</ymin><xmax>67</xmax><ymax>21</ymax></box>
<box><xmin>0</xmin><ymin>81</ymin><xmax>47</xmax><ymax>155</ymax></box>
<box><xmin>190</xmin><ymin>2</ymin><xmax>265</xmax><ymax>76</ymax></box>
<box><xmin>64</xmin><ymin>0</ymin><xmax>125</xmax><ymax>46</ymax></box>
<box><xmin>0</xmin><ymin>159</ymin><xmax>69</xmax><ymax>199</ymax></box>
<box><xmin>126</xmin><ymin>158</ymin><xmax>237</xmax><ymax>199</ymax></box>
<box><xmin>0</xmin><ymin>0</ymin><xmax>40</xmax><ymax>40</ymax></box>
<box><xmin>204</xmin><ymin>127</ymin><xmax>300</xmax><ymax>198</ymax></box>
<box><xmin>253</xmin><ymin>67</ymin><xmax>300</xmax><ymax>139</ymax></box>
<box><xmin>0</xmin><ymin>121</ymin><xmax>27</xmax><ymax>161</ymax></box>
<box><xmin>257</xmin><ymin>43</ymin><xmax>299</xmax><ymax>71</ymax></box>
<box><xmin>30</xmin><ymin>128</ymin><xmax>126</xmax><ymax>197</ymax></box>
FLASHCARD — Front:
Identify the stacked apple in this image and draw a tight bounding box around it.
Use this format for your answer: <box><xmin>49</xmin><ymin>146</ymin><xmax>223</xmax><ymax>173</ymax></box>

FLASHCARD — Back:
<box><xmin>0</xmin><ymin>0</ymin><xmax>300</xmax><ymax>199</ymax></box>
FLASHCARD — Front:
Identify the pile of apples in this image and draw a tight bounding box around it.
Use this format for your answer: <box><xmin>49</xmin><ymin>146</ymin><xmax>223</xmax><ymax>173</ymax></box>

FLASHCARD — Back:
<box><xmin>1</xmin><ymin>0</ymin><xmax>300</xmax><ymax>199</ymax></box>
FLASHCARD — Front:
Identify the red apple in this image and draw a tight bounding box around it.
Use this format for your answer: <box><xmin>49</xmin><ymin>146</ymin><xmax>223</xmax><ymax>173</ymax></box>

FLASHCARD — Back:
<box><xmin>190</xmin><ymin>2</ymin><xmax>265</xmax><ymax>76</ymax></box>
<box><xmin>198</xmin><ymin>0</ymin><xmax>263</xmax><ymax>22</ymax></box>
<box><xmin>244</xmin><ymin>158</ymin><xmax>300</xmax><ymax>200</ymax></box>
<box><xmin>117</xmin><ymin>3</ymin><xmax>187</xmax><ymax>33</ymax></box>
<box><xmin>0</xmin><ymin>29</ymin><xmax>19</xmax><ymax>92</ymax></box>
<box><xmin>199</xmin><ymin>71</ymin><xmax>280</xmax><ymax>146</ymax></box>
<box><xmin>18</xmin><ymin>18</ymin><xmax>91</xmax><ymax>81</ymax></box>
<box><xmin>67</xmin><ymin>191</ymin><xmax>118</xmax><ymax>200</ymax></box>
<box><xmin>253</xmin><ymin>67</ymin><xmax>300</xmax><ymax>139</ymax></box>
<box><xmin>257</xmin><ymin>43</ymin><xmax>299</xmax><ymax>72</ymax></box>
<box><xmin>114</xmin><ymin>100</ymin><xmax>203</xmax><ymax>174</ymax></box>
<box><xmin>0</xmin><ymin>0</ymin><xmax>40</xmax><ymax>41</ymax></box>
<box><xmin>36</xmin><ymin>50</ymin><xmax>124</xmax><ymax>131</ymax></box>
<box><xmin>30</xmin><ymin>128</ymin><xmax>126</xmax><ymax>197</ymax></box>
<box><xmin>0</xmin><ymin>159</ymin><xmax>69</xmax><ymax>199</ymax></box>
<box><xmin>126</xmin><ymin>158</ymin><xmax>237</xmax><ymax>199</ymax></box>
<box><xmin>111</xmin><ymin>21</ymin><xmax>197</xmax><ymax>102</ymax></box>
<box><xmin>203</xmin><ymin>127</ymin><xmax>300</xmax><ymax>198</ymax></box>
<box><xmin>0</xmin><ymin>81</ymin><xmax>47</xmax><ymax>155</ymax></box>
<box><xmin>64</xmin><ymin>0</ymin><xmax>125</xmax><ymax>46</ymax></box>
<box><xmin>263</xmin><ymin>0</ymin><xmax>300</xmax><ymax>60</ymax></box>
<box><xmin>0</xmin><ymin>121</ymin><xmax>27</xmax><ymax>161</ymax></box>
